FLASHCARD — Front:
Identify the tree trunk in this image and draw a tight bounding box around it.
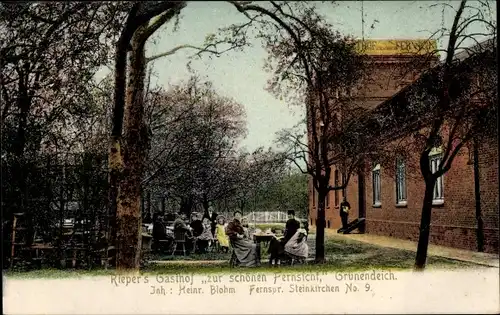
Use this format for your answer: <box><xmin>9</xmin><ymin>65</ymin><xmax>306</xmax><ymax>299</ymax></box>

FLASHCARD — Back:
<box><xmin>115</xmin><ymin>25</ymin><xmax>149</xmax><ymax>270</ymax></box>
<box><xmin>161</xmin><ymin>196</ymin><xmax>166</xmax><ymax>215</ymax></box>
<box><xmin>14</xmin><ymin>81</ymin><xmax>33</xmax><ymax>246</ymax></box>
<box><xmin>414</xmin><ymin>178</ymin><xmax>436</xmax><ymax>270</ymax></box>
<box><xmin>107</xmin><ymin>22</ymin><xmax>132</xmax><ymax>267</ymax></box>
<box><xmin>202</xmin><ymin>195</ymin><xmax>210</xmax><ymax>216</ymax></box>
<box><xmin>180</xmin><ymin>196</ymin><xmax>193</xmax><ymax>217</ymax></box>
<box><xmin>315</xmin><ymin>191</ymin><xmax>326</xmax><ymax>263</ymax></box>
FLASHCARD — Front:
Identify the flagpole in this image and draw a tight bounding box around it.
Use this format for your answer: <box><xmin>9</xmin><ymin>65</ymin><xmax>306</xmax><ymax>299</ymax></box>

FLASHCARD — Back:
<box><xmin>361</xmin><ymin>0</ymin><xmax>364</xmax><ymax>41</ymax></box>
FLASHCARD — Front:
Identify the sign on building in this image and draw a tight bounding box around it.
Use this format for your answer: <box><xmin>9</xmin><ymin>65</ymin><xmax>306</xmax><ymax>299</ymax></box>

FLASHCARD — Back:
<box><xmin>355</xmin><ymin>39</ymin><xmax>438</xmax><ymax>56</ymax></box>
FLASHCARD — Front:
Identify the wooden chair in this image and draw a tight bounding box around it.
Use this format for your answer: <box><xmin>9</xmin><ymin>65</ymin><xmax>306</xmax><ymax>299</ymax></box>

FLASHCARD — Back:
<box><xmin>229</xmin><ymin>240</ymin><xmax>240</xmax><ymax>268</ymax></box>
<box><xmin>171</xmin><ymin>230</ymin><xmax>188</xmax><ymax>256</ymax></box>
<box><xmin>158</xmin><ymin>239</ymin><xmax>171</xmax><ymax>253</ymax></box>
<box><xmin>212</xmin><ymin>240</ymin><xmax>220</xmax><ymax>253</ymax></box>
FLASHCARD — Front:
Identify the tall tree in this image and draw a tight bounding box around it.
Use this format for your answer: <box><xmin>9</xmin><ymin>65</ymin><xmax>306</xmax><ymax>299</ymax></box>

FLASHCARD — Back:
<box><xmin>143</xmin><ymin>76</ymin><xmax>247</xmax><ymax>217</ymax></box>
<box><xmin>228</xmin><ymin>1</ymin><xmax>372</xmax><ymax>262</ymax></box>
<box><xmin>1</xmin><ymin>2</ymin><xmax>126</xmax><ymax>245</ymax></box>
<box><xmin>109</xmin><ymin>1</ymin><xmax>259</xmax><ymax>269</ymax></box>
<box><xmin>229</xmin><ymin>147</ymin><xmax>287</xmax><ymax>214</ymax></box>
<box><xmin>406</xmin><ymin>0</ymin><xmax>497</xmax><ymax>270</ymax></box>
<box><xmin>108</xmin><ymin>1</ymin><xmax>189</xmax><ymax>270</ymax></box>
<box><xmin>358</xmin><ymin>0</ymin><xmax>497</xmax><ymax>270</ymax></box>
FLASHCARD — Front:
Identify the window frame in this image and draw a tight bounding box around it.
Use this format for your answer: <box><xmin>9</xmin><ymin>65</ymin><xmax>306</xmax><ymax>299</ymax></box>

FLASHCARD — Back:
<box><xmin>372</xmin><ymin>164</ymin><xmax>381</xmax><ymax>207</ymax></box>
<box><xmin>429</xmin><ymin>152</ymin><xmax>445</xmax><ymax>205</ymax></box>
<box><xmin>395</xmin><ymin>157</ymin><xmax>407</xmax><ymax>206</ymax></box>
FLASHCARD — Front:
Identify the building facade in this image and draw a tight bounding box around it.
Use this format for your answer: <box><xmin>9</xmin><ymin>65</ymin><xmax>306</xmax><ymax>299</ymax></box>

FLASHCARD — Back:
<box><xmin>308</xmin><ymin>39</ymin><xmax>499</xmax><ymax>254</ymax></box>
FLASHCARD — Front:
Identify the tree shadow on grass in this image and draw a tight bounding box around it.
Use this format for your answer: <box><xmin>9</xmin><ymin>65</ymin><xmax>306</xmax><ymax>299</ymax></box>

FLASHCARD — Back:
<box><xmin>322</xmin><ymin>236</ymin><xmax>476</xmax><ymax>269</ymax></box>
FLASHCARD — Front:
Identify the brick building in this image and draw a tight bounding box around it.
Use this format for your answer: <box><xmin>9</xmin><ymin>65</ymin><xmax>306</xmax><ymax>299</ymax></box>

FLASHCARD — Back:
<box><xmin>308</xmin><ymin>39</ymin><xmax>498</xmax><ymax>253</ymax></box>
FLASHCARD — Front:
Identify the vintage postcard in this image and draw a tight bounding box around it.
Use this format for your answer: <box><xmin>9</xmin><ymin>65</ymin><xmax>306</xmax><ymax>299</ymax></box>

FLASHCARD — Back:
<box><xmin>2</xmin><ymin>1</ymin><xmax>499</xmax><ymax>314</ymax></box>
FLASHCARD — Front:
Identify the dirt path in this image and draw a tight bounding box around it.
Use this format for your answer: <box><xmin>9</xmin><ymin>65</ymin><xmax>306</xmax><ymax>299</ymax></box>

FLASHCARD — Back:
<box><xmin>329</xmin><ymin>231</ymin><xmax>499</xmax><ymax>268</ymax></box>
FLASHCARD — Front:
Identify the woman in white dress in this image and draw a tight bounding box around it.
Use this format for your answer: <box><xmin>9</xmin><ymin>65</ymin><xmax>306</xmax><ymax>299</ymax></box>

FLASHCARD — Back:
<box><xmin>284</xmin><ymin>228</ymin><xmax>308</xmax><ymax>261</ymax></box>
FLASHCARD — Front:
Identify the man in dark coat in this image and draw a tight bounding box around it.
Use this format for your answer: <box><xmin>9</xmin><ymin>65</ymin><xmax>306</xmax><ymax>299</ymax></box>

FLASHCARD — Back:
<box><xmin>152</xmin><ymin>213</ymin><xmax>167</xmax><ymax>252</ymax></box>
<box><xmin>203</xmin><ymin>204</ymin><xmax>218</xmax><ymax>236</ymax></box>
<box><xmin>339</xmin><ymin>197</ymin><xmax>351</xmax><ymax>231</ymax></box>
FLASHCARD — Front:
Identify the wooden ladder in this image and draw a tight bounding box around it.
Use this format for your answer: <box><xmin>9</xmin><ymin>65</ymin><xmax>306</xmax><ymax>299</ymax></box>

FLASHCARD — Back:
<box><xmin>10</xmin><ymin>213</ymin><xmax>28</xmax><ymax>268</ymax></box>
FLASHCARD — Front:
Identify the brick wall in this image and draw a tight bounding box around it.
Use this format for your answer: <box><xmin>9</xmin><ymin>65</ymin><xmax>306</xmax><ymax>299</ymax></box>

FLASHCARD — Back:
<box><xmin>307</xmin><ymin>52</ymin><xmax>498</xmax><ymax>254</ymax></box>
<box><xmin>477</xmin><ymin>134</ymin><xmax>499</xmax><ymax>253</ymax></box>
<box><xmin>309</xmin><ymin>55</ymin><xmax>421</xmax><ymax>229</ymax></box>
<box><xmin>361</xmin><ymin>132</ymin><xmax>498</xmax><ymax>254</ymax></box>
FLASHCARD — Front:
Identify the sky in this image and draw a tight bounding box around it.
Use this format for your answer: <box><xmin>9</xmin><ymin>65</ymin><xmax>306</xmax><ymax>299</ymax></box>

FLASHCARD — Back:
<box><xmin>97</xmin><ymin>1</ymin><xmax>496</xmax><ymax>152</ymax></box>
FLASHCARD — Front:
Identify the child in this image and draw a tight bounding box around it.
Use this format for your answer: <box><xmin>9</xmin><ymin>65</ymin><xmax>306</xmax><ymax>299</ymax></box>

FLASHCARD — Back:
<box><xmin>215</xmin><ymin>216</ymin><xmax>230</xmax><ymax>253</ymax></box>
<box><xmin>197</xmin><ymin>218</ymin><xmax>214</xmax><ymax>253</ymax></box>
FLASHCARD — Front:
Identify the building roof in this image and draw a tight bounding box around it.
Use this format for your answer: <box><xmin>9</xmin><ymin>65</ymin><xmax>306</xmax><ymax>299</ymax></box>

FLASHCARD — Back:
<box><xmin>348</xmin><ymin>38</ymin><xmax>497</xmax><ymax>143</ymax></box>
<box><xmin>453</xmin><ymin>37</ymin><xmax>496</xmax><ymax>61</ymax></box>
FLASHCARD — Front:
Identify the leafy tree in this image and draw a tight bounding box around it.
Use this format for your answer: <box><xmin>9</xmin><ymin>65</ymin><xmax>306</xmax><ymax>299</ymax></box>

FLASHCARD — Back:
<box><xmin>227</xmin><ymin>1</ymin><xmax>375</xmax><ymax>262</ymax></box>
<box><xmin>1</xmin><ymin>2</ymin><xmax>125</xmax><ymax>246</ymax></box>
<box><xmin>229</xmin><ymin>147</ymin><xmax>287</xmax><ymax>214</ymax></box>
<box><xmin>143</xmin><ymin>76</ymin><xmax>247</xmax><ymax>216</ymax></box>
<box><xmin>406</xmin><ymin>0</ymin><xmax>497</xmax><ymax>270</ymax></box>
<box><xmin>351</xmin><ymin>0</ymin><xmax>496</xmax><ymax>270</ymax></box>
<box><xmin>109</xmin><ymin>1</ymin><xmax>262</xmax><ymax>269</ymax></box>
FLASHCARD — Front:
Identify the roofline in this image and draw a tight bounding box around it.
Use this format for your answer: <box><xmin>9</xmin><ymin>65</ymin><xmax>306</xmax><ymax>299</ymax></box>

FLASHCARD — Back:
<box><xmin>369</xmin><ymin>37</ymin><xmax>496</xmax><ymax>115</ymax></box>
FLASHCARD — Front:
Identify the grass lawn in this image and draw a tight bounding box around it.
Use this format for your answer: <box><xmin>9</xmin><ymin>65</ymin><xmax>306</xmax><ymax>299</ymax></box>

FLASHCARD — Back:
<box><xmin>5</xmin><ymin>233</ymin><xmax>478</xmax><ymax>279</ymax></box>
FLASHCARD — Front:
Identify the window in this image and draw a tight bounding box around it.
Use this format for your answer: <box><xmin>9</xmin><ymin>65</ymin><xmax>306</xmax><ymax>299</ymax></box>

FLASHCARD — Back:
<box><xmin>372</xmin><ymin>164</ymin><xmax>381</xmax><ymax>206</ymax></box>
<box><xmin>395</xmin><ymin>157</ymin><xmax>407</xmax><ymax>205</ymax></box>
<box><xmin>429</xmin><ymin>153</ymin><xmax>444</xmax><ymax>204</ymax></box>
<box><xmin>334</xmin><ymin>170</ymin><xmax>339</xmax><ymax>206</ymax></box>
<box><xmin>326</xmin><ymin>190</ymin><xmax>330</xmax><ymax>207</ymax></box>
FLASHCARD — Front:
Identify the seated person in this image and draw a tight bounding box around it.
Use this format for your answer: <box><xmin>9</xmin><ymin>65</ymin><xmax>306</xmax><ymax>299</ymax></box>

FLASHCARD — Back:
<box><xmin>225</xmin><ymin>211</ymin><xmax>260</xmax><ymax>267</ymax></box>
<box><xmin>284</xmin><ymin>210</ymin><xmax>300</xmax><ymax>245</ymax></box>
<box><xmin>215</xmin><ymin>216</ymin><xmax>230</xmax><ymax>253</ymax></box>
<box><xmin>173</xmin><ymin>213</ymin><xmax>194</xmax><ymax>254</ymax></box>
<box><xmin>190</xmin><ymin>213</ymin><xmax>204</xmax><ymax>238</ymax></box>
<box><xmin>284</xmin><ymin>228</ymin><xmax>309</xmax><ymax>261</ymax></box>
<box><xmin>302</xmin><ymin>219</ymin><xmax>309</xmax><ymax>239</ymax></box>
<box><xmin>268</xmin><ymin>227</ymin><xmax>285</xmax><ymax>266</ymax></box>
<box><xmin>196</xmin><ymin>218</ymin><xmax>214</xmax><ymax>253</ymax></box>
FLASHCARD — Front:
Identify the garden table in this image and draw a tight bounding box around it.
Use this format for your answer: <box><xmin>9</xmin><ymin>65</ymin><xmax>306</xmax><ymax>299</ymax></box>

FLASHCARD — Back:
<box><xmin>253</xmin><ymin>233</ymin><xmax>276</xmax><ymax>261</ymax></box>
<box><xmin>30</xmin><ymin>244</ymin><xmax>55</xmax><ymax>262</ymax></box>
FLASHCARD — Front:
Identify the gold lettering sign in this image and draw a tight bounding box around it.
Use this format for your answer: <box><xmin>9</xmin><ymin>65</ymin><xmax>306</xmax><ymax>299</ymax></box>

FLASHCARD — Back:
<box><xmin>355</xmin><ymin>39</ymin><xmax>437</xmax><ymax>56</ymax></box>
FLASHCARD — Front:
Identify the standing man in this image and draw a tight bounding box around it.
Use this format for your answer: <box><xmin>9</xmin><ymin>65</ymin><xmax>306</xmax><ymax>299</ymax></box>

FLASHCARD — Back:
<box><xmin>203</xmin><ymin>203</ymin><xmax>218</xmax><ymax>237</ymax></box>
<box><xmin>340</xmin><ymin>197</ymin><xmax>351</xmax><ymax>231</ymax></box>
<box><xmin>152</xmin><ymin>213</ymin><xmax>167</xmax><ymax>253</ymax></box>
